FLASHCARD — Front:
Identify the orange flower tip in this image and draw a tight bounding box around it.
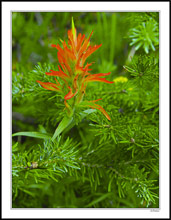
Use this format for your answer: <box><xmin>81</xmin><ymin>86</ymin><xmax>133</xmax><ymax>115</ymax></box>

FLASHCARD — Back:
<box><xmin>89</xmin><ymin>98</ymin><xmax>102</xmax><ymax>103</ymax></box>
<box><xmin>64</xmin><ymin>87</ymin><xmax>77</xmax><ymax>100</ymax></box>
<box><xmin>88</xmin><ymin>31</ymin><xmax>94</xmax><ymax>40</ymax></box>
<box><xmin>51</xmin><ymin>44</ymin><xmax>57</xmax><ymax>48</ymax></box>
<box><xmin>106</xmin><ymin>72</ymin><xmax>111</xmax><ymax>75</ymax></box>
<box><xmin>64</xmin><ymin>94</ymin><xmax>74</xmax><ymax>100</ymax></box>
<box><xmin>64</xmin><ymin>95</ymin><xmax>69</xmax><ymax>100</ymax></box>
<box><xmin>88</xmin><ymin>105</ymin><xmax>95</xmax><ymax>110</ymax></box>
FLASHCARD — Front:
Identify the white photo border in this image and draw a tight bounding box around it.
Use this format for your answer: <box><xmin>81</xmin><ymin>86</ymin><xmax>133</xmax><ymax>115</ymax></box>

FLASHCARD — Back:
<box><xmin>2</xmin><ymin>1</ymin><xmax>170</xmax><ymax>219</ymax></box>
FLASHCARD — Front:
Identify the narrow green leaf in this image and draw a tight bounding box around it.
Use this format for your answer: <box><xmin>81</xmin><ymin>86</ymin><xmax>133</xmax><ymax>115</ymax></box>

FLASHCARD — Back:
<box><xmin>12</xmin><ymin>142</ymin><xmax>18</xmax><ymax>152</ymax></box>
<box><xmin>97</xmin><ymin>12</ymin><xmax>103</xmax><ymax>60</ymax></box>
<box><xmin>110</xmin><ymin>13</ymin><xmax>116</xmax><ymax>63</ymax></box>
<box><xmin>12</xmin><ymin>132</ymin><xmax>51</xmax><ymax>139</ymax></box>
<box><xmin>108</xmin><ymin>175</ymin><xmax>114</xmax><ymax>192</ymax></box>
<box><xmin>123</xmin><ymin>65</ymin><xmax>137</xmax><ymax>74</ymax></box>
<box><xmin>49</xmin><ymin>174</ymin><xmax>59</xmax><ymax>182</ymax></box>
<box><xmin>102</xmin><ymin>12</ymin><xmax>108</xmax><ymax>56</ymax></box>
<box><xmin>19</xmin><ymin>188</ymin><xmax>35</xmax><ymax>197</ymax></box>
<box><xmin>79</xmin><ymin>109</ymin><xmax>96</xmax><ymax>119</ymax></box>
<box><xmin>150</xmin><ymin>41</ymin><xmax>156</xmax><ymax>51</ymax></box>
<box><xmin>144</xmin><ymin>43</ymin><xmax>149</xmax><ymax>54</ymax></box>
<box><xmin>111</xmin><ymin>131</ymin><xmax>117</xmax><ymax>144</ymax></box>
<box><xmin>85</xmin><ymin>193</ymin><xmax>111</xmax><ymax>207</ymax></box>
<box><xmin>52</xmin><ymin>116</ymin><xmax>73</xmax><ymax>141</ymax></box>
<box><xmin>65</xmin><ymin>162</ymin><xmax>80</xmax><ymax>170</ymax></box>
<box><xmin>135</xmin><ymin>42</ymin><xmax>143</xmax><ymax>50</ymax></box>
<box><xmin>63</xmin><ymin>109</ymin><xmax>96</xmax><ymax>135</ymax></box>
<box><xmin>118</xmin><ymin>140</ymin><xmax>130</xmax><ymax>143</ymax></box>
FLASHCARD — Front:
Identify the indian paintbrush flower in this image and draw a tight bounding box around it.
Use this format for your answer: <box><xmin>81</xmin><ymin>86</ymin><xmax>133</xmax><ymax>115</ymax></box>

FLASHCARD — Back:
<box><xmin>37</xmin><ymin>18</ymin><xmax>114</xmax><ymax>120</ymax></box>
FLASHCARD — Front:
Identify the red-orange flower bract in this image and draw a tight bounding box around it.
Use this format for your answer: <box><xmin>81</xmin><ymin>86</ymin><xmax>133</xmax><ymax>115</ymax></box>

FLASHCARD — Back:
<box><xmin>37</xmin><ymin>18</ymin><xmax>114</xmax><ymax>120</ymax></box>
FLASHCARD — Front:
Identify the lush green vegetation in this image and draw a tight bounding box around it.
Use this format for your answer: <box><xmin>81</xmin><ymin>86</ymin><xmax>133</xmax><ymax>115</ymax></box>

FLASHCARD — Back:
<box><xmin>12</xmin><ymin>12</ymin><xmax>159</xmax><ymax>208</ymax></box>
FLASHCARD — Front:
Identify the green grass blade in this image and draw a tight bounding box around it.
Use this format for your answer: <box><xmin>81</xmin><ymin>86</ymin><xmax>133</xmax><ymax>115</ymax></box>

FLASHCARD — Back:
<box><xmin>110</xmin><ymin>13</ymin><xmax>117</xmax><ymax>63</ymax></box>
<box><xmin>12</xmin><ymin>131</ymin><xmax>51</xmax><ymax>139</ymax></box>
<box><xmin>52</xmin><ymin>116</ymin><xmax>73</xmax><ymax>141</ymax></box>
<box><xmin>85</xmin><ymin>193</ymin><xmax>111</xmax><ymax>207</ymax></box>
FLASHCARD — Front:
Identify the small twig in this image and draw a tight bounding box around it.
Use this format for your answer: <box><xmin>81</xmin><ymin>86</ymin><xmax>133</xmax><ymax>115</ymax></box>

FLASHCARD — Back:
<box><xmin>80</xmin><ymin>161</ymin><xmax>138</xmax><ymax>182</ymax></box>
